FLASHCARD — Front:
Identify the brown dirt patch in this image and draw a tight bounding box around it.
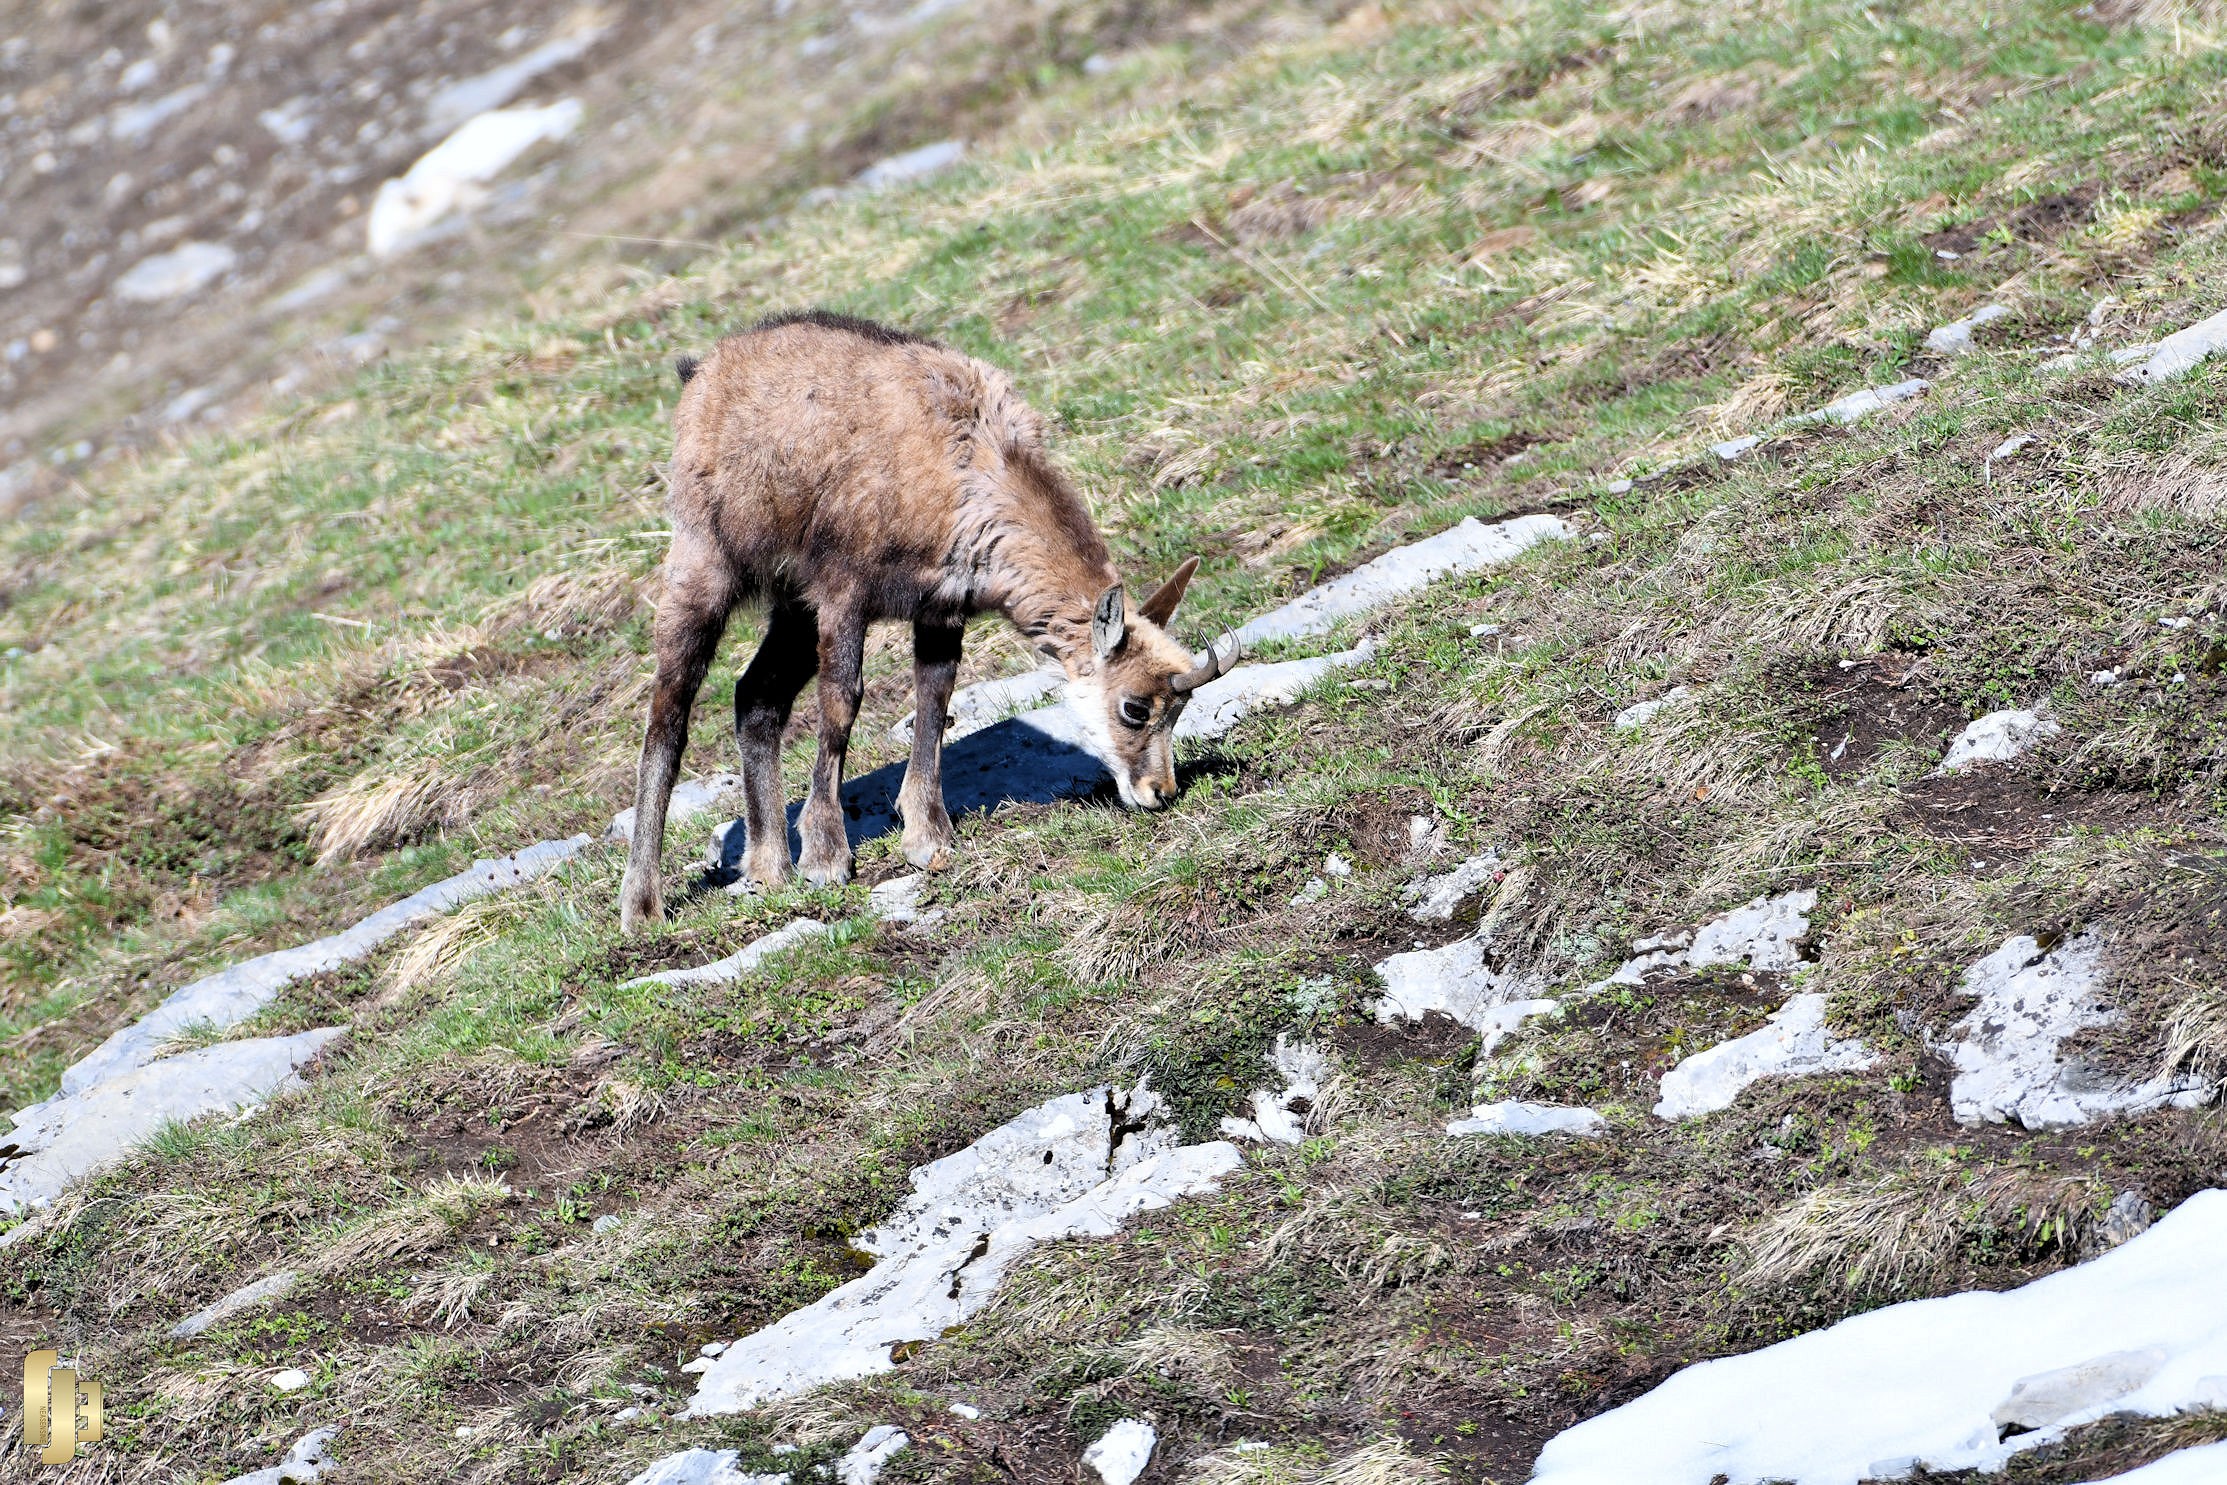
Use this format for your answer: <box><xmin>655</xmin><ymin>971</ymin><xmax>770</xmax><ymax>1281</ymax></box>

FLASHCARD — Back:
<box><xmin>1896</xmin><ymin>770</ymin><xmax>2172</xmax><ymax>865</ymax></box>
<box><xmin>1808</xmin><ymin>652</ymin><xmax>1965</xmax><ymax>777</ymax></box>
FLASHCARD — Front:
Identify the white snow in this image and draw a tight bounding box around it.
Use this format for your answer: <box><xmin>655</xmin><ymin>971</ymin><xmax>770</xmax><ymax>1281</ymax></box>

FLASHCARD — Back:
<box><xmin>683</xmin><ymin>1085</ymin><xmax>1241</xmax><ymax>1414</ymax></box>
<box><xmin>258</xmin><ymin>97</ymin><xmax>316</xmax><ymax>145</ymax></box>
<box><xmin>1711</xmin><ymin>434</ymin><xmax>1763</xmax><ymax>461</ymax></box>
<box><xmin>2114</xmin><ymin>305</ymin><xmax>2227</xmax><ymax>386</ymax></box>
<box><xmin>1591</xmin><ymin>890</ymin><xmax>1817</xmax><ymax>991</ymax></box>
<box><xmin>2079</xmin><ymin>1442</ymin><xmax>2227</xmax><ymax>1484</ymax></box>
<box><xmin>1794</xmin><ymin>377</ymin><xmax>1930</xmax><ymax>427</ymax></box>
<box><xmin>1171</xmin><ymin>642</ymin><xmax>1375</xmax><ymax>741</ymax></box>
<box><xmin>607</xmin><ymin>772</ymin><xmax>742</xmax><ymax>842</ymax></box>
<box><xmin>110</xmin><ymin>84</ymin><xmax>207</xmax><ymax>143</ymax></box>
<box><xmin>1613</xmin><ymin>686</ymin><xmax>1689</xmax><ymax>730</ymax></box>
<box><xmin>113</xmin><ymin>240</ymin><xmax>237</xmax><ymax>301</ymax></box>
<box><xmin>215</xmin><ymin>1427</ymin><xmax>339</xmax><ymax>1485</ymax></box>
<box><xmin>835</xmin><ymin>1425</ymin><xmax>908</xmax><ymax>1485</ymax></box>
<box><xmin>1944</xmin><ymin>931</ymin><xmax>2210</xmax><ymax>1130</ymax></box>
<box><xmin>1219</xmin><ymin>1037</ymin><xmax>1329</xmax><ymax>1144</ymax></box>
<box><xmin>1448</xmin><ymin>1101</ymin><xmax>1605</xmax><ymax>1137</ymax></box>
<box><xmin>618</xmin><ymin>919</ymin><xmax>830</xmax><ymax>989</ymax></box>
<box><xmin>1083</xmin><ymin>1419</ymin><xmax>1159</xmax><ymax>1485</ymax></box>
<box><xmin>1933</xmin><ymin>707</ymin><xmax>2060</xmax><ymax>775</ymax></box>
<box><xmin>1231</xmin><ymin>514</ymin><xmax>1572</xmax><ymax>649</ymax></box>
<box><xmin>621</xmin><ymin>1452</ymin><xmax>784</xmax><ymax>1485</ymax></box>
<box><xmin>425</xmin><ymin>25</ymin><xmax>608</xmax><ymax>131</ymax></box>
<box><xmin>891</xmin><ymin>665</ymin><xmax>1066</xmax><ymax>745</ymax></box>
<box><xmin>854</xmin><ymin>139</ymin><xmax>965</xmax><ymax>191</ymax></box>
<box><xmin>1925</xmin><ymin>303</ymin><xmax>2011</xmax><ymax>355</ymax></box>
<box><xmin>1530</xmin><ymin>1188</ymin><xmax>2227</xmax><ymax>1485</ymax></box>
<box><xmin>1404</xmin><ymin>852</ymin><xmax>1500</xmax><ymax>922</ymax></box>
<box><xmin>1652</xmin><ymin>993</ymin><xmax>1877</xmax><ymax>1120</ymax></box>
<box><xmin>367</xmin><ymin>101</ymin><xmax>583</xmax><ymax>258</ymax></box>
<box><xmin>171</xmin><ymin>1269</ymin><xmax>300</xmax><ymax>1339</ymax></box>
<box><xmin>868</xmin><ymin>873</ymin><xmax>944</xmax><ymax>929</ymax></box>
<box><xmin>269</xmin><ymin>1367</ymin><xmax>311</xmax><ymax>1393</ymax></box>
<box><xmin>1</xmin><ymin>1030</ymin><xmax>342</xmax><ymax>1219</ymax></box>
<box><xmin>1990</xmin><ymin>432</ymin><xmax>2035</xmax><ymax>461</ymax></box>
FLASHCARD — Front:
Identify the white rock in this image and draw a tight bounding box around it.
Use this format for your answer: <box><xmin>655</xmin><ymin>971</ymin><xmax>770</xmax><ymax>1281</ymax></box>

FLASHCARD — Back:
<box><xmin>1791</xmin><ymin>377</ymin><xmax>1930</xmax><ymax>426</ymax></box>
<box><xmin>891</xmin><ymin>666</ymin><xmax>1065</xmax><ymax>746</ymax></box>
<box><xmin>113</xmin><ymin>240</ymin><xmax>237</xmax><ymax>302</ymax></box>
<box><xmin>214</xmin><ymin>1426</ymin><xmax>339</xmax><ymax>1485</ymax></box>
<box><xmin>1933</xmin><ymin>707</ymin><xmax>2061</xmax><ymax>775</ymax></box>
<box><xmin>621</xmin><ymin>1451</ymin><xmax>786</xmax><ymax>1485</ymax></box>
<box><xmin>683</xmin><ymin>1086</ymin><xmax>1241</xmax><ymax>1414</ymax></box>
<box><xmin>1613</xmin><ymin>686</ymin><xmax>1690</xmax><ymax>730</ymax></box>
<box><xmin>1926</xmin><ymin>303</ymin><xmax>2011</xmax><ymax>355</ymax></box>
<box><xmin>854</xmin><ymin>139</ymin><xmax>965</xmax><ymax>191</ymax></box>
<box><xmin>614</xmin><ymin>1406</ymin><xmax>643</xmax><ymax>1422</ymax></box>
<box><xmin>2099</xmin><ymin>1190</ymin><xmax>2156</xmax><ymax>1250</ymax></box>
<box><xmin>118</xmin><ymin>57</ymin><xmax>161</xmax><ymax>92</ymax></box>
<box><xmin>1231</xmin><ymin>514</ymin><xmax>1572</xmax><ymax>649</ymax></box>
<box><xmin>618</xmin><ymin>919</ymin><xmax>830</xmax><ymax>989</ymax></box>
<box><xmin>110</xmin><ymin>84</ymin><xmax>206</xmax><ymax>143</ymax></box>
<box><xmin>1405</xmin><ymin>852</ymin><xmax>1500</xmax><ymax>922</ymax></box>
<box><xmin>2114</xmin><ymin>306</ymin><xmax>2227</xmax><ymax>385</ymax></box>
<box><xmin>869</xmin><ymin>874</ymin><xmax>945</xmax><ymax>928</ymax></box>
<box><xmin>367</xmin><ymin>101</ymin><xmax>583</xmax><ymax>258</ymax></box>
<box><xmin>949</xmin><ymin>1402</ymin><xmax>981</xmax><ymax>1419</ymax></box>
<box><xmin>1219</xmin><ymin>1036</ymin><xmax>1329</xmax><ymax>1144</ymax></box>
<box><xmin>171</xmin><ymin>1269</ymin><xmax>300</xmax><ymax>1339</ymax></box>
<box><xmin>1531</xmin><ymin>1189</ymin><xmax>2227</xmax><ymax>1485</ymax></box>
<box><xmin>1323</xmin><ymin>852</ymin><xmax>1352</xmax><ymax>878</ymax></box>
<box><xmin>258</xmin><ymin>97</ymin><xmax>316</xmax><ymax>145</ymax></box>
<box><xmin>699</xmin><ymin>1341</ymin><xmax>727</xmax><ymax>1358</ymax></box>
<box><xmin>2</xmin><ymin>1031</ymin><xmax>342</xmax><ymax>1219</ymax></box>
<box><xmin>270</xmin><ymin>1368</ymin><xmax>311</xmax><ymax>1393</ymax></box>
<box><xmin>1944</xmin><ymin>932</ymin><xmax>2209</xmax><ymax>1130</ymax></box>
<box><xmin>1990</xmin><ymin>432</ymin><xmax>2035</xmax><ymax>461</ymax></box>
<box><xmin>1448</xmin><ymin>1100</ymin><xmax>1605</xmax><ymax>1137</ymax></box>
<box><xmin>1652</xmin><ymin>993</ymin><xmax>1877</xmax><ymax>1120</ymax></box>
<box><xmin>1711</xmin><ymin>434</ymin><xmax>1763</xmax><ymax>461</ymax></box>
<box><xmin>835</xmin><ymin>1425</ymin><xmax>908</xmax><ymax>1485</ymax></box>
<box><xmin>607</xmin><ymin>773</ymin><xmax>743</xmax><ymax>843</ymax></box>
<box><xmin>593</xmin><ymin>1214</ymin><xmax>622</xmax><ymax>1234</ymax></box>
<box><xmin>1374</xmin><ymin>935</ymin><xmax>1551</xmax><ymax>1052</ymax></box>
<box><xmin>1290</xmin><ymin>877</ymin><xmax>1327</xmax><ymax>906</ymax></box>
<box><xmin>425</xmin><ymin>26</ymin><xmax>608</xmax><ymax>131</ymax></box>
<box><xmin>1082</xmin><ymin>1419</ymin><xmax>1158</xmax><ymax>1485</ymax></box>
<box><xmin>1591</xmin><ymin>890</ymin><xmax>1817</xmax><ymax>993</ymax></box>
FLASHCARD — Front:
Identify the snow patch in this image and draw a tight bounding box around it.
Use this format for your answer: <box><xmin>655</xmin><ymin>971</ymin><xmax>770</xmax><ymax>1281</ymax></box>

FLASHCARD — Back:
<box><xmin>1219</xmin><ymin>1037</ymin><xmax>1329</xmax><ymax>1144</ymax></box>
<box><xmin>2079</xmin><ymin>1442</ymin><xmax>2227</xmax><ymax>1485</ymax></box>
<box><xmin>1</xmin><ymin>1030</ymin><xmax>342</xmax><ymax>1219</ymax></box>
<box><xmin>1083</xmin><ymin>1420</ymin><xmax>1159</xmax><ymax>1485</ymax></box>
<box><xmin>1172</xmin><ymin>642</ymin><xmax>1375</xmax><ymax>740</ymax></box>
<box><xmin>1944</xmin><ymin>932</ymin><xmax>2210</xmax><ymax>1130</ymax></box>
<box><xmin>1613</xmin><ymin>686</ymin><xmax>1689</xmax><ymax>730</ymax></box>
<box><xmin>1933</xmin><ymin>707</ymin><xmax>2060</xmax><ymax>775</ymax></box>
<box><xmin>1592</xmin><ymin>890</ymin><xmax>1817</xmax><ymax>991</ymax></box>
<box><xmin>682</xmin><ymin>1086</ymin><xmax>1241</xmax><ymax>1414</ymax></box>
<box><xmin>621</xmin><ymin>1452</ymin><xmax>785</xmax><ymax>1485</ymax></box>
<box><xmin>1530</xmin><ymin>1188</ymin><xmax>2227</xmax><ymax>1485</ymax></box>
<box><xmin>368</xmin><ymin>101</ymin><xmax>583</xmax><ymax>258</ymax></box>
<box><xmin>868</xmin><ymin>873</ymin><xmax>944</xmax><ymax>929</ymax></box>
<box><xmin>618</xmin><ymin>919</ymin><xmax>830</xmax><ymax>989</ymax></box>
<box><xmin>854</xmin><ymin>139</ymin><xmax>965</xmax><ymax>191</ymax></box>
<box><xmin>1448</xmin><ymin>1101</ymin><xmax>1605</xmax><ymax>1138</ymax></box>
<box><xmin>607</xmin><ymin>773</ymin><xmax>743</xmax><ymax>843</ymax></box>
<box><xmin>1794</xmin><ymin>377</ymin><xmax>1930</xmax><ymax>427</ymax></box>
<box><xmin>891</xmin><ymin>666</ymin><xmax>1065</xmax><ymax>746</ymax></box>
<box><xmin>1374</xmin><ymin>935</ymin><xmax>1552</xmax><ymax>1053</ymax></box>
<box><xmin>425</xmin><ymin>25</ymin><xmax>608</xmax><ymax>131</ymax></box>
<box><xmin>835</xmin><ymin>1425</ymin><xmax>908</xmax><ymax>1485</ymax></box>
<box><xmin>1652</xmin><ymin>993</ymin><xmax>1877</xmax><ymax>1120</ymax></box>
<box><xmin>215</xmin><ymin>1427</ymin><xmax>339</xmax><ymax>1485</ymax></box>
<box><xmin>113</xmin><ymin>240</ymin><xmax>236</xmax><ymax>301</ymax></box>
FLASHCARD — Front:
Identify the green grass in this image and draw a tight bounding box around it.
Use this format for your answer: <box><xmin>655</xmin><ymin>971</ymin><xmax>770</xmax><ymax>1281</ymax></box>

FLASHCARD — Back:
<box><xmin>5</xmin><ymin>0</ymin><xmax>2227</xmax><ymax>1479</ymax></box>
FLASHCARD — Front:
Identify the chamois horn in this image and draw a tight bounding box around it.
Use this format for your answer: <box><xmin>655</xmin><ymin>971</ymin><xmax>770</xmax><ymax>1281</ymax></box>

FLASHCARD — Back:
<box><xmin>1169</xmin><ymin>628</ymin><xmax>1241</xmax><ymax>694</ymax></box>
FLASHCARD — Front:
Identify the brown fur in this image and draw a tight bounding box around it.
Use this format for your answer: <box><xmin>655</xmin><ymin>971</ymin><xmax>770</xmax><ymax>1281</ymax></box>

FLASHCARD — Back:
<box><xmin>620</xmin><ymin>312</ymin><xmax>1214</xmax><ymax>931</ymax></box>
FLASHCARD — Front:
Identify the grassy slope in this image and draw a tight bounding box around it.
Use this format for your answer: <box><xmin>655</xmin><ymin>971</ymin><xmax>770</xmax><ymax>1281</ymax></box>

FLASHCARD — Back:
<box><xmin>4</xmin><ymin>0</ymin><xmax>2227</xmax><ymax>1480</ymax></box>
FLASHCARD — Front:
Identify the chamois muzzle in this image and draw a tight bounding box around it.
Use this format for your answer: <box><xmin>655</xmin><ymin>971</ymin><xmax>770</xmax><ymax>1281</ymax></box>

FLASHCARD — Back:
<box><xmin>1168</xmin><ymin>629</ymin><xmax>1241</xmax><ymax>695</ymax></box>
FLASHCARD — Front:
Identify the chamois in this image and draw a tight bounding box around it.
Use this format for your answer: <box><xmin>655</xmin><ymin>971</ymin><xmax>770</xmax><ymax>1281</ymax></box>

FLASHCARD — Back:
<box><xmin>619</xmin><ymin>310</ymin><xmax>1233</xmax><ymax>932</ymax></box>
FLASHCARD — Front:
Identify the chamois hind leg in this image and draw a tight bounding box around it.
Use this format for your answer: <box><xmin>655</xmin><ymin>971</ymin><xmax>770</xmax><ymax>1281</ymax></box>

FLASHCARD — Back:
<box><xmin>797</xmin><ymin>600</ymin><xmax>867</xmax><ymax>887</ymax></box>
<box><xmin>896</xmin><ymin>619</ymin><xmax>963</xmax><ymax>871</ymax></box>
<box><xmin>732</xmin><ymin>602</ymin><xmax>818</xmax><ymax>892</ymax></box>
<box><xmin>620</xmin><ymin>542</ymin><xmax>733</xmax><ymax>934</ymax></box>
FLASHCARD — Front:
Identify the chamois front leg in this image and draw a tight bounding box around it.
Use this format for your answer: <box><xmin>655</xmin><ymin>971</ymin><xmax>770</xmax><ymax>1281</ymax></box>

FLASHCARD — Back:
<box><xmin>732</xmin><ymin>603</ymin><xmax>818</xmax><ymax>892</ymax></box>
<box><xmin>897</xmin><ymin>619</ymin><xmax>963</xmax><ymax>871</ymax></box>
<box><xmin>620</xmin><ymin>547</ymin><xmax>732</xmax><ymax>934</ymax></box>
<box><xmin>797</xmin><ymin>601</ymin><xmax>866</xmax><ymax>887</ymax></box>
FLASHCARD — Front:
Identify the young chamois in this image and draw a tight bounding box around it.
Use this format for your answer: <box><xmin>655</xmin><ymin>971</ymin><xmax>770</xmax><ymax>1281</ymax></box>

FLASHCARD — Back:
<box><xmin>619</xmin><ymin>310</ymin><xmax>1234</xmax><ymax>932</ymax></box>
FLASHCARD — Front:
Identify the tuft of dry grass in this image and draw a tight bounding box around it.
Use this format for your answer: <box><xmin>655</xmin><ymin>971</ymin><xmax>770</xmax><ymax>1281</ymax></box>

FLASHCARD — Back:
<box><xmin>317</xmin><ymin>1174</ymin><xmax>513</xmax><ymax>1274</ymax></box>
<box><xmin>299</xmin><ymin>759</ymin><xmax>466</xmax><ymax>865</ymax></box>
<box><xmin>1186</xmin><ymin>1435</ymin><xmax>1448</xmax><ymax>1483</ymax></box>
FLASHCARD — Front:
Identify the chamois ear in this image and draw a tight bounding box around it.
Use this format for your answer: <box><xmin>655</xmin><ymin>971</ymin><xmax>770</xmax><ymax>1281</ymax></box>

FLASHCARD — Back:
<box><xmin>1091</xmin><ymin>584</ymin><xmax>1127</xmax><ymax>659</ymax></box>
<box><xmin>1136</xmin><ymin>555</ymin><xmax>1199</xmax><ymax>628</ymax></box>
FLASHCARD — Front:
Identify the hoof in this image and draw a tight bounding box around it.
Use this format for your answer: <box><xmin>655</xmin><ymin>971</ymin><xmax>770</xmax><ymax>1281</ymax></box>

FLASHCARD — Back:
<box><xmin>800</xmin><ymin>855</ymin><xmax>854</xmax><ymax>888</ymax></box>
<box><xmin>903</xmin><ymin>836</ymin><xmax>955</xmax><ymax>872</ymax></box>
<box><xmin>619</xmin><ymin>874</ymin><xmax>663</xmax><ymax>935</ymax></box>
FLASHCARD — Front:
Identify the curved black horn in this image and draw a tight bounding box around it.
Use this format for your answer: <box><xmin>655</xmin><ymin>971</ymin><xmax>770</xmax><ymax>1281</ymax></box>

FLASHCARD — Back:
<box><xmin>1168</xmin><ymin>628</ymin><xmax>1241</xmax><ymax>694</ymax></box>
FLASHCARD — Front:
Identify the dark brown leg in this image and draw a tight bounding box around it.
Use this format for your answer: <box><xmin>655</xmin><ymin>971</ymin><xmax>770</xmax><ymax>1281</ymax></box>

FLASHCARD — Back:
<box><xmin>897</xmin><ymin>619</ymin><xmax>963</xmax><ymax>870</ymax></box>
<box><xmin>797</xmin><ymin>600</ymin><xmax>867</xmax><ymax>887</ymax></box>
<box><xmin>620</xmin><ymin>542</ymin><xmax>732</xmax><ymax>934</ymax></box>
<box><xmin>732</xmin><ymin>602</ymin><xmax>817</xmax><ymax>891</ymax></box>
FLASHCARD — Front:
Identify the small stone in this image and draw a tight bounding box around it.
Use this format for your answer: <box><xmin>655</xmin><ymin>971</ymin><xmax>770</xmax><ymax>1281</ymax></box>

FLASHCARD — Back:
<box><xmin>615</xmin><ymin>1407</ymin><xmax>643</xmax><ymax>1422</ymax></box>
<box><xmin>593</xmin><ymin>1214</ymin><xmax>621</xmax><ymax>1234</ymax></box>
<box><xmin>1290</xmin><ymin>877</ymin><xmax>1328</xmax><ymax>906</ymax></box>
<box><xmin>2091</xmin><ymin>669</ymin><xmax>2119</xmax><ymax>686</ymax></box>
<box><xmin>949</xmin><ymin>1402</ymin><xmax>981</xmax><ymax>1419</ymax></box>
<box><xmin>270</xmin><ymin>1368</ymin><xmax>311</xmax><ymax>1393</ymax></box>
<box><xmin>1323</xmin><ymin>853</ymin><xmax>1352</xmax><ymax>878</ymax></box>
<box><xmin>1468</xmin><ymin>621</ymin><xmax>1501</xmax><ymax>637</ymax></box>
<box><xmin>456</xmin><ymin>1425</ymin><xmax>476</xmax><ymax>1439</ymax></box>
<box><xmin>699</xmin><ymin>1341</ymin><xmax>727</xmax><ymax>1358</ymax></box>
<box><xmin>2098</xmin><ymin>1191</ymin><xmax>2155</xmax><ymax>1250</ymax></box>
<box><xmin>1614</xmin><ymin>687</ymin><xmax>1689</xmax><ymax>731</ymax></box>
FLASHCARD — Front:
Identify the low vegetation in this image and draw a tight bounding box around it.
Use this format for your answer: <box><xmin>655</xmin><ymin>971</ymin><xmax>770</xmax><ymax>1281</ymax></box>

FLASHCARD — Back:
<box><xmin>4</xmin><ymin>0</ymin><xmax>2226</xmax><ymax>1480</ymax></box>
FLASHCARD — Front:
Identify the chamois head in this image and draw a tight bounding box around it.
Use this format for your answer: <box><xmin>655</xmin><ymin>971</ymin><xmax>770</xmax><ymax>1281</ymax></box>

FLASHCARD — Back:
<box><xmin>1068</xmin><ymin>556</ymin><xmax>1237</xmax><ymax>809</ymax></box>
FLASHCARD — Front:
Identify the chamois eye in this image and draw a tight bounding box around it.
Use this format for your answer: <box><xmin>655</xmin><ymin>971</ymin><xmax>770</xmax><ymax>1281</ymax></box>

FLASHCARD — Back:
<box><xmin>1119</xmin><ymin>697</ymin><xmax>1152</xmax><ymax>729</ymax></box>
